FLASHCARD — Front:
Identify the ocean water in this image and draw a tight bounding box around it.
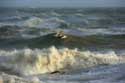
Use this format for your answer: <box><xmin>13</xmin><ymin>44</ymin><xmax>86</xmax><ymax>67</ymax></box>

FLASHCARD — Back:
<box><xmin>0</xmin><ymin>7</ymin><xmax>125</xmax><ymax>83</ymax></box>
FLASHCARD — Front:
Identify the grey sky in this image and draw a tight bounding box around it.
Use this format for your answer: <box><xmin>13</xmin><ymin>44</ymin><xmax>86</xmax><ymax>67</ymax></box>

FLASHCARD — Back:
<box><xmin>0</xmin><ymin>0</ymin><xmax>125</xmax><ymax>8</ymax></box>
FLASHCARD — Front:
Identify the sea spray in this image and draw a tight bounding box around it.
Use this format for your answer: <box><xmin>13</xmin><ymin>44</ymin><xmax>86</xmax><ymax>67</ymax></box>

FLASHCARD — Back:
<box><xmin>0</xmin><ymin>46</ymin><xmax>125</xmax><ymax>76</ymax></box>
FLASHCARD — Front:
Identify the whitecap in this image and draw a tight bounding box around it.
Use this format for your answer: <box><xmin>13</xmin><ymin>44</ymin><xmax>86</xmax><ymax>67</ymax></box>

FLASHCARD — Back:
<box><xmin>23</xmin><ymin>17</ymin><xmax>43</xmax><ymax>27</ymax></box>
<box><xmin>23</xmin><ymin>17</ymin><xmax>68</xmax><ymax>29</ymax></box>
<box><xmin>0</xmin><ymin>46</ymin><xmax>125</xmax><ymax>76</ymax></box>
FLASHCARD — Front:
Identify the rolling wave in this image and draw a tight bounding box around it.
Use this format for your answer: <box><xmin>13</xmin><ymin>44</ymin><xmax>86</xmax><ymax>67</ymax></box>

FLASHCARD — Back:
<box><xmin>0</xmin><ymin>7</ymin><xmax>125</xmax><ymax>83</ymax></box>
<box><xmin>0</xmin><ymin>46</ymin><xmax>125</xmax><ymax>76</ymax></box>
<box><xmin>23</xmin><ymin>17</ymin><xmax>43</xmax><ymax>27</ymax></box>
<box><xmin>23</xmin><ymin>17</ymin><xmax>68</xmax><ymax>29</ymax></box>
<box><xmin>0</xmin><ymin>31</ymin><xmax>125</xmax><ymax>49</ymax></box>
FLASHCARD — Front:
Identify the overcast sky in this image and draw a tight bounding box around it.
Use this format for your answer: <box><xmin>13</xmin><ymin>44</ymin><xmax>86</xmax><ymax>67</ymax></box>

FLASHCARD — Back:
<box><xmin>0</xmin><ymin>0</ymin><xmax>125</xmax><ymax>8</ymax></box>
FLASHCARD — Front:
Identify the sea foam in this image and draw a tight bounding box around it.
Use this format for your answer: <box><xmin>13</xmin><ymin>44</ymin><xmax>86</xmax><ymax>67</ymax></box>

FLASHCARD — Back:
<box><xmin>0</xmin><ymin>46</ymin><xmax>125</xmax><ymax>76</ymax></box>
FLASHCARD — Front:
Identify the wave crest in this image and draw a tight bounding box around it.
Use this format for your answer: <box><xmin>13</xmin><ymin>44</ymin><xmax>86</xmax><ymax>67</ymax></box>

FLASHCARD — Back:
<box><xmin>23</xmin><ymin>17</ymin><xmax>68</xmax><ymax>29</ymax></box>
<box><xmin>0</xmin><ymin>46</ymin><xmax>125</xmax><ymax>76</ymax></box>
<box><xmin>23</xmin><ymin>17</ymin><xmax>43</xmax><ymax>27</ymax></box>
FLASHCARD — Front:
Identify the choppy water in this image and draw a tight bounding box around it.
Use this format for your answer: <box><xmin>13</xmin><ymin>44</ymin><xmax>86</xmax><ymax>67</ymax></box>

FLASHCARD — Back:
<box><xmin>0</xmin><ymin>7</ymin><xmax>125</xmax><ymax>83</ymax></box>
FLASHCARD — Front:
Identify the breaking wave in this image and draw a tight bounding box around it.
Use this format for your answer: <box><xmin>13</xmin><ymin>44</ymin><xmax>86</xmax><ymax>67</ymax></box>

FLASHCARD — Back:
<box><xmin>23</xmin><ymin>17</ymin><xmax>43</xmax><ymax>27</ymax></box>
<box><xmin>0</xmin><ymin>23</ymin><xmax>16</xmax><ymax>27</ymax></box>
<box><xmin>23</xmin><ymin>17</ymin><xmax>68</xmax><ymax>29</ymax></box>
<box><xmin>0</xmin><ymin>46</ymin><xmax>125</xmax><ymax>76</ymax></box>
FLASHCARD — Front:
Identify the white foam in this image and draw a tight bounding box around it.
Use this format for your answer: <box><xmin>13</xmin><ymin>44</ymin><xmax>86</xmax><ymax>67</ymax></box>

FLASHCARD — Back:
<box><xmin>23</xmin><ymin>17</ymin><xmax>43</xmax><ymax>27</ymax></box>
<box><xmin>37</xmin><ymin>17</ymin><xmax>67</xmax><ymax>29</ymax></box>
<box><xmin>23</xmin><ymin>17</ymin><xmax>67</xmax><ymax>29</ymax></box>
<box><xmin>0</xmin><ymin>23</ymin><xmax>16</xmax><ymax>27</ymax></box>
<box><xmin>0</xmin><ymin>47</ymin><xmax>125</xmax><ymax>76</ymax></box>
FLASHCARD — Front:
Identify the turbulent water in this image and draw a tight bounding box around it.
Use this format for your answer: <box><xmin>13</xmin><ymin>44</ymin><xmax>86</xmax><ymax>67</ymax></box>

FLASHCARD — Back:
<box><xmin>0</xmin><ymin>7</ymin><xmax>125</xmax><ymax>83</ymax></box>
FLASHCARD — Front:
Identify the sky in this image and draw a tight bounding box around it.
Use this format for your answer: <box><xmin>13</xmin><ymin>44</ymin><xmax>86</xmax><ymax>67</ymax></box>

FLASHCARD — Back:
<box><xmin>0</xmin><ymin>0</ymin><xmax>125</xmax><ymax>8</ymax></box>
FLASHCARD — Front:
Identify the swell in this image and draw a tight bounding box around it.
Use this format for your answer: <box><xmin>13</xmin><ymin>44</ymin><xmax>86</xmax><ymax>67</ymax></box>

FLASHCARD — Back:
<box><xmin>0</xmin><ymin>32</ymin><xmax>125</xmax><ymax>49</ymax></box>
<box><xmin>0</xmin><ymin>46</ymin><xmax>125</xmax><ymax>76</ymax></box>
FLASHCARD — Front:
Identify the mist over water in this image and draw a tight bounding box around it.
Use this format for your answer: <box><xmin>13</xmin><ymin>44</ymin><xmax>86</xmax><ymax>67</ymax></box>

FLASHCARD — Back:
<box><xmin>0</xmin><ymin>7</ymin><xmax>125</xmax><ymax>82</ymax></box>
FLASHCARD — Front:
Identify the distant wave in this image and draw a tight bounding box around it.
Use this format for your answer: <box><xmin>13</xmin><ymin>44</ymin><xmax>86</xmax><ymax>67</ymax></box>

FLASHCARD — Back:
<box><xmin>0</xmin><ymin>25</ymin><xmax>22</xmax><ymax>39</ymax></box>
<box><xmin>0</xmin><ymin>23</ymin><xmax>16</xmax><ymax>27</ymax></box>
<box><xmin>0</xmin><ymin>15</ymin><xmax>30</xmax><ymax>23</ymax></box>
<box><xmin>0</xmin><ymin>24</ymin><xmax>53</xmax><ymax>39</ymax></box>
<box><xmin>0</xmin><ymin>46</ymin><xmax>125</xmax><ymax>76</ymax></box>
<box><xmin>50</xmin><ymin>12</ymin><xmax>62</xmax><ymax>17</ymax></box>
<box><xmin>23</xmin><ymin>17</ymin><xmax>43</xmax><ymax>27</ymax></box>
<box><xmin>23</xmin><ymin>17</ymin><xmax>68</xmax><ymax>29</ymax></box>
<box><xmin>0</xmin><ymin>16</ymin><xmax>21</xmax><ymax>22</ymax></box>
<box><xmin>77</xmin><ymin>28</ymin><xmax>125</xmax><ymax>36</ymax></box>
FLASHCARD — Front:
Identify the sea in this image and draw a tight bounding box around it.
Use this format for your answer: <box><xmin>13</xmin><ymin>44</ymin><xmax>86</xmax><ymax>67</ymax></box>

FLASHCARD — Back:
<box><xmin>0</xmin><ymin>7</ymin><xmax>125</xmax><ymax>83</ymax></box>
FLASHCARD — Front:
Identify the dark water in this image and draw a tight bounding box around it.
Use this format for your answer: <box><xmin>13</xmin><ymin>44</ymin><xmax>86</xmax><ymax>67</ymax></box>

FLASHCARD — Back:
<box><xmin>0</xmin><ymin>7</ymin><xmax>125</xmax><ymax>49</ymax></box>
<box><xmin>0</xmin><ymin>7</ymin><xmax>125</xmax><ymax>83</ymax></box>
